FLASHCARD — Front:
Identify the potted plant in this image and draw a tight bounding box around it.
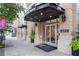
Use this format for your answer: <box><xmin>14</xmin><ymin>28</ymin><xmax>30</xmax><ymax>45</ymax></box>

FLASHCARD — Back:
<box><xmin>70</xmin><ymin>38</ymin><xmax>79</xmax><ymax>56</ymax></box>
<box><xmin>30</xmin><ymin>29</ymin><xmax>35</xmax><ymax>43</ymax></box>
<box><xmin>70</xmin><ymin>29</ymin><xmax>79</xmax><ymax>56</ymax></box>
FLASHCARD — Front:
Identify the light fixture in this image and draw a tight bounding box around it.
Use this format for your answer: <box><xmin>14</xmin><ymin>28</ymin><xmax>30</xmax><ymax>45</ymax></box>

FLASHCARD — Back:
<box><xmin>30</xmin><ymin>18</ymin><xmax>33</xmax><ymax>20</ymax></box>
<box><xmin>40</xmin><ymin>13</ymin><xmax>43</xmax><ymax>15</ymax></box>
<box><xmin>34</xmin><ymin>16</ymin><xmax>38</xmax><ymax>19</ymax></box>
<box><xmin>61</xmin><ymin>14</ymin><xmax>66</xmax><ymax>22</ymax></box>
<box><xmin>50</xmin><ymin>16</ymin><xmax>52</xmax><ymax>18</ymax></box>
<box><xmin>35</xmin><ymin>22</ymin><xmax>37</xmax><ymax>26</ymax></box>
<box><xmin>39</xmin><ymin>19</ymin><xmax>40</xmax><ymax>21</ymax></box>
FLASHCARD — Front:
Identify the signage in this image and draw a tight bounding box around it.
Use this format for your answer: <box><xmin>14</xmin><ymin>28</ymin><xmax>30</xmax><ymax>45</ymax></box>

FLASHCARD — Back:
<box><xmin>60</xmin><ymin>29</ymin><xmax>69</xmax><ymax>33</ymax></box>
<box><xmin>0</xmin><ymin>18</ymin><xmax>7</xmax><ymax>30</ymax></box>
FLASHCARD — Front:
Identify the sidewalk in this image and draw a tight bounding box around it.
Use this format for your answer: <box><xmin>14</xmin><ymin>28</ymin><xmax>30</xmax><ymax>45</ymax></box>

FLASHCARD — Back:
<box><xmin>5</xmin><ymin>37</ymin><xmax>70</xmax><ymax>56</ymax></box>
<box><xmin>0</xmin><ymin>48</ymin><xmax>4</xmax><ymax>56</ymax></box>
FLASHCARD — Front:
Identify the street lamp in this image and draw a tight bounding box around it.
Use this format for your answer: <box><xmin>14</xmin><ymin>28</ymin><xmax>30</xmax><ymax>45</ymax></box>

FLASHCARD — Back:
<box><xmin>61</xmin><ymin>14</ymin><xmax>66</xmax><ymax>22</ymax></box>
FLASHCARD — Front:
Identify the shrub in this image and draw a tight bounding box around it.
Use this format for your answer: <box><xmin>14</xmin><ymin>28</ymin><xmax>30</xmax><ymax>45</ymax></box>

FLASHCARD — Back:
<box><xmin>70</xmin><ymin>39</ymin><xmax>79</xmax><ymax>51</ymax></box>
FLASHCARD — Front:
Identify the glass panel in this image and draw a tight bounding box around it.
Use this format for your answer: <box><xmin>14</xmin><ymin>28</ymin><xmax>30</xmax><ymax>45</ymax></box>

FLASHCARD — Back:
<box><xmin>46</xmin><ymin>26</ymin><xmax>50</xmax><ymax>42</ymax></box>
<box><xmin>45</xmin><ymin>20</ymin><xmax>51</xmax><ymax>23</ymax></box>
<box><xmin>51</xmin><ymin>25</ymin><xmax>55</xmax><ymax>43</ymax></box>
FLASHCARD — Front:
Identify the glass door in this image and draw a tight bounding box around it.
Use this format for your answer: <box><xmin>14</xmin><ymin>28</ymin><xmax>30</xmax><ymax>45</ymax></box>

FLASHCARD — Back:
<box><xmin>45</xmin><ymin>26</ymin><xmax>51</xmax><ymax>43</ymax></box>
<box><xmin>51</xmin><ymin>25</ymin><xmax>55</xmax><ymax>43</ymax></box>
<box><xmin>45</xmin><ymin>24</ymin><xmax>57</xmax><ymax>47</ymax></box>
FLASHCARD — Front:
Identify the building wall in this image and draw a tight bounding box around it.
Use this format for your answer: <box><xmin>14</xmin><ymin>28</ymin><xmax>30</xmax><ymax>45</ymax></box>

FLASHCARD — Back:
<box><xmin>26</xmin><ymin>22</ymin><xmax>35</xmax><ymax>42</ymax></box>
<box><xmin>77</xmin><ymin>4</ymin><xmax>79</xmax><ymax>32</ymax></box>
<box><xmin>58</xmin><ymin>3</ymin><xmax>77</xmax><ymax>55</ymax></box>
<box><xmin>13</xmin><ymin>3</ymin><xmax>33</xmax><ymax>40</ymax></box>
<box><xmin>26</xmin><ymin>22</ymin><xmax>43</xmax><ymax>44</ymax></box>
<box><xmin>25</xmin><ymin>3</ymin><xmax>77</xmax><ymax>55</ymax></box>
<box><xmin>34</xmin><ymin>22</ymin><xmax>44</xmax><ymax>45</ymax></box>
<box><xmin>28</xmin><ymin>3</ymin><xmax>77</xmax><ymax>55</ymax></box>
<box><xmin>13</xmin><ymin>3</ymin><xmax>77</xmax><ymax>55</ymax></box>
<box><xmin>13</xmin><ymin>18</ymin><xmax>19</xmax><ymax>37</ymax></box>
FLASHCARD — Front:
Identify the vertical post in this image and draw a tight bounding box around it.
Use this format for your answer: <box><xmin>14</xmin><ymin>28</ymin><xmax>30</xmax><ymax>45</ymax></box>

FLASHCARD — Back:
<box><xmin>56</xmin><ymin>18</ymin><xmax>59</xmax><ymax>45</ymax></box>
<box><xmin>0</xmin><ymin>30</ymin><xmax>3</xmax><ymax>45</ymax></box>
<box><xmin>42</xmin><ymin>22</ymin><xmax>45</xmax><ymax>44</ymax></box>
<box><xmin>50</xmin><ymin>25</ymin><xmax>51</xmax><ymax>43</ymax></box>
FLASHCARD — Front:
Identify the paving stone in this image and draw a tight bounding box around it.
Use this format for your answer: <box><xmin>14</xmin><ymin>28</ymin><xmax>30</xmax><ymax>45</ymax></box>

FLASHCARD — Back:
<box><xmin>5</xmin><ymin>36</ymin><xmax>69</xmax><ymax>56</ymax></box>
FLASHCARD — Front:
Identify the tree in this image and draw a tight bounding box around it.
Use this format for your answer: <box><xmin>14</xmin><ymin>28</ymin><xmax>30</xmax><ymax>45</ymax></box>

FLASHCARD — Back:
<box><xmin>31</xmin><ymin>3</ymin><xmax>37</xmax><ymax>8</ymax></box>
<box><xmin>0</xmin><ymin>4</ymin><xmax>24</xmax><ymax>46</ymax></box>
<box><xmin>0</xmin><ymin>3</ymin><xmax>24</xmax><ymax>23</ymax></box>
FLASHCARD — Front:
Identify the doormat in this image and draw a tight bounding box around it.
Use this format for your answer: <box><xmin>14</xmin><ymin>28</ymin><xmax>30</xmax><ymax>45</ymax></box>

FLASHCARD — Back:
<box><xmin>35</xmin><ymin>44</ymin><xmax>57</xmax><ymax>52</ymax></box>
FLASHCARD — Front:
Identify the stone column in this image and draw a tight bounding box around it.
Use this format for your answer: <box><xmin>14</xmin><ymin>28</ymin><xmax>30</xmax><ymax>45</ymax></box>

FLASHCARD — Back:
<box><xmin>58</xmin><ymin>4</ymin><xmax>75</xmax><ymax>55</ymax></box>
<box><xmin>26</xmin><ymin>22</ymin><xmax>34</xmax><ymax>43</ymax></box>
<box><xmin>34</xmin><ymin>22</ymin><xmax>43</xmax><ymax>45</ymax></box>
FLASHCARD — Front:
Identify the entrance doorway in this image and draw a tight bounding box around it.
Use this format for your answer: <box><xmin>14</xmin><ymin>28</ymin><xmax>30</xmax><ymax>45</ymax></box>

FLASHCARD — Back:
<box><xmin>45</xmin><ymin>24</ymin><xmax>57</xmax><ymax>47</ymax></box>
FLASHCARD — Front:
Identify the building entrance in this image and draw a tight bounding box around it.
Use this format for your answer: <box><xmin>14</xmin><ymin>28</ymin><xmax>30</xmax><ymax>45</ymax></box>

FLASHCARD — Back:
<box><xmin>45</xmin><ymin>24</ymin><xmax>57</xmax><ymax>47</ymax></box>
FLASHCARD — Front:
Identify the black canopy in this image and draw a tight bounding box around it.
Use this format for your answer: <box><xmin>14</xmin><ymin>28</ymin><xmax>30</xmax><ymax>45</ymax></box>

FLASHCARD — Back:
<box><xmin>24</xmin><ymin>3</ymin><xmax>65</xmax><ymax>22</ymax></box>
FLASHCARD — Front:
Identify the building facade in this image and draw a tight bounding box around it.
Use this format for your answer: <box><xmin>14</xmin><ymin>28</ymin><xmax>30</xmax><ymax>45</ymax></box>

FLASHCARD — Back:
<box><xmin>14</xmin><ymin>3</ymin><xmax>77</xmax><ymax>55</ymax></box>
<box><xmin>13</xmin><ymin>3</ymin><xmax>33</xmax><ymax>39</ymax></box>
<box><xmin>77</xmin><ymin>4</ymin><xmax>79</xmax><ymax>32</ymax></box>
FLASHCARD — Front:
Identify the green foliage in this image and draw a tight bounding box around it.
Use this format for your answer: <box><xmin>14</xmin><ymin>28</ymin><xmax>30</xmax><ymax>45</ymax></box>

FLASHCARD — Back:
<box><xmin>70</xmin><ymin>39</ymin><xmax>79</xmax><ymax>51</ymax></box>
<box><xmin>70</xmin><ymin>11</ymin><xmax>79</xmax><ymax>51</ymax></box>
<box><xmin>0</xmin><ymin>3</ymin><xmax>24</xmax><ymax>23</ymax></box>
<box><xmin>70</xmin><ymin>23</ymin><xmax>79</xmax><ymax>51</ymax></box>
<box><xmin>0</xmin><ymin>44</ymin><xmax>5</xmax><ymax>48</ymax></box>
<box><xmin>70</xmin><ymin>22</ymin><xmax>79</xmax><ymax>51</ymax></box>
<box><xmin>30</xmin><ymin>30</ymin><xmax>35</xmax><ymax>40</ymax></box>
<box><xmin>31</xmin><ymin>3</ymin><xmax>36</xmax><ymax>8</ymax></box>
<box><xmin>76</xmin><ymin>31</ymin><xmax>79</xmax><ymax>34</ymax></box>
<box><xmin>0</xmin><ymin>3</ymin><xmax>24</xmax><ymax>32</ymax></box>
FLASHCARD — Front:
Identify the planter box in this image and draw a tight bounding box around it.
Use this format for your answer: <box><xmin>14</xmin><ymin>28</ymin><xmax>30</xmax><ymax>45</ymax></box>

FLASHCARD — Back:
<box><xmin>72</xmin><ymin>50</ymin><xmax>79</xmax><ymax>56</ymax></box>
<box><xmin>31</xmin><ymin>39</ymin><xmax>34</xmax><ymax>43</ymax></box>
